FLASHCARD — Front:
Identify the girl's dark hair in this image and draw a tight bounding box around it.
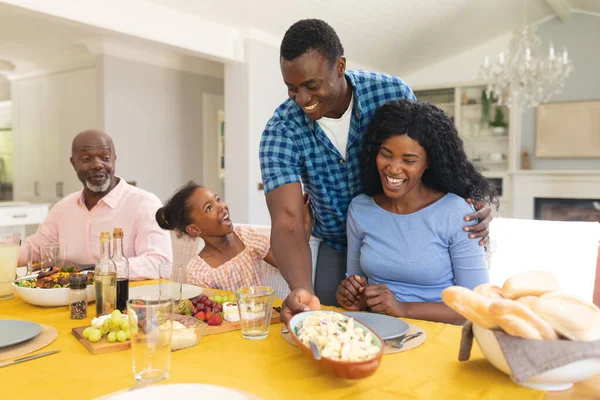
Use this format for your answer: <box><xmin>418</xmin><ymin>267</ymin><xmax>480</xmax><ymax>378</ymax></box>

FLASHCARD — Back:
<box><xmin>360</xmin><ymin>100</ymin><xmax>498</xmax><ymax>207</ymax></box>
<box><xmin>156</xmin><ymin>181</ymin><xmax>203</xmax><ymax>236</ymax></box>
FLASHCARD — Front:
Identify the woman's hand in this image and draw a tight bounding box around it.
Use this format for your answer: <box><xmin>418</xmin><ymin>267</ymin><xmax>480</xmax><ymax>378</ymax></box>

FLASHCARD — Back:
<box><xmin>364</xmin><ymin>284</ymin><xmax>406</xmax><ymax>317</ymax></box>
<box><xmin>336</xmin><ymin>275</ymin><xmax>367</xmax><ymax>311</ymax></box>
<box><xmin>303</xmin><ymin>193</ymin><xmax>313</xmax><ymax>242</ymax></box>
<box><xmin>464</xmin><ymin>198</ymin><xmax>493</xmax><ymax>246</ymax></box>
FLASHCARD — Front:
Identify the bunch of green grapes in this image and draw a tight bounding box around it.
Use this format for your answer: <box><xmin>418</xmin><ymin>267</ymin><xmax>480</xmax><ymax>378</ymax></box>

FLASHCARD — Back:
<box><xmin>209</xmin><ymin>294</ymin><xmax>236</xmax><ymax>304</ymax></box>
<box><xmin>82</xmin><ymin>310</ymin><xmax>131</xmax><ymax>343</ymax></box>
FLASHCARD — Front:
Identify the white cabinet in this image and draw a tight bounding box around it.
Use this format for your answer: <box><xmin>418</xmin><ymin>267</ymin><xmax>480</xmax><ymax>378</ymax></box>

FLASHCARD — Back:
<box><xmin>0</xmin><ymin>202</ymin><xmax>49</xmax><ymax>238</ymax></box>
<box><xmin>12</xmin><ymin>68</ymin><xmax>97</xmax><ymax>204</ymax></box>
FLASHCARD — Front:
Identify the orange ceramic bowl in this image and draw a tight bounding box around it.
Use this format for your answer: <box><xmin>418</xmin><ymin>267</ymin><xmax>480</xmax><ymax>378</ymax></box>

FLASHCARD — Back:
<box><xmin>289</xmin><ymin>310</ymin><xmax>384</xmax><ymax>380</ymax></box>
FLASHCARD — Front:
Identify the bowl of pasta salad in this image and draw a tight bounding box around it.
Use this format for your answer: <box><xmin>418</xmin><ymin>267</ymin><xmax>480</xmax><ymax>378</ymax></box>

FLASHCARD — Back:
<box><xmin>289</xmin><ymin>310</ymin><xmax>384</xmax><ymax>379</ymax></box>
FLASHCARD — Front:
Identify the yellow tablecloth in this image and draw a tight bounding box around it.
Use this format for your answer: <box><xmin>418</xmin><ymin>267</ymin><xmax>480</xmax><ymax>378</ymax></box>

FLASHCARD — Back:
<box><xmin>0</xmin><ymin>283</ymin><xmax>544</xmax><ymax>400</ymax></box>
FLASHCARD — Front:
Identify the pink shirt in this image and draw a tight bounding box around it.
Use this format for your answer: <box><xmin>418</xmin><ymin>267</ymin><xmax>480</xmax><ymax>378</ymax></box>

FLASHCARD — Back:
<box><xmin>186</xmin><ymin>225</ymin><xmax>269</xmax><ymax>291</ymax></box>
<box><xmin>18</xmin><ymin>178</ymin><xmax>172</xmax><ymax>280</ymax></box>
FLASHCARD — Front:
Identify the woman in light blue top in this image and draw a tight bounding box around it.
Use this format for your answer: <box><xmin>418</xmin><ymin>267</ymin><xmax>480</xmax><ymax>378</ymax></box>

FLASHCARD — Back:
<box><xmin>336</xmin><ymin>100</ymin><xmax>498</xmax><ymax>324</ymax></box>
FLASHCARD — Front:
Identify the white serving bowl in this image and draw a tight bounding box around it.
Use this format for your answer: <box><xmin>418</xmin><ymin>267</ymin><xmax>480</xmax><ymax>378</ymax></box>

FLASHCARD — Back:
<box><xmin>473</xmin><ymin>323</ymin><xmax>600</xmax><ymax>391</ymax></box>
<box><xmin>12</xmin><ymin>275</ymin><xmax>96</xmax><ymax>307</ymax></box>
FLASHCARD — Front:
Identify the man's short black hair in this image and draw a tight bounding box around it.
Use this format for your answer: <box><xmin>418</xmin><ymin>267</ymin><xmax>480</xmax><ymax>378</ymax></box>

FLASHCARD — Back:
<box><xmin>280</xmin><ymin>19</ymin><xmax>344</xmax><ymax>64</ymax></box>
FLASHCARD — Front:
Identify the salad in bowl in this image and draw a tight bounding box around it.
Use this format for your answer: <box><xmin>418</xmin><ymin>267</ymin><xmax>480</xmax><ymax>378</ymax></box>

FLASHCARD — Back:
<box><xmin>13</xmin><ymin>266</ymin><xmax>96</xmax><ymax>307</ymax></box>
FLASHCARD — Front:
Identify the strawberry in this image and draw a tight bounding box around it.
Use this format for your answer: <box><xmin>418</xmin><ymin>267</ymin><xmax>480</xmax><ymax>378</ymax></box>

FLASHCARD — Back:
<box><xmin>207</xmin><ymin>313</ymin><xmax>223</xmax><ymax>326</ymax></box>
<box><xmin>204</xmin><ymin>311</ymin><xmax>214</xmax><ymax>322</ymax></box>
<box><xmin>194</xmin><ymin>311</ymin><xmax>206</xmax><ymax>321</ymax></box>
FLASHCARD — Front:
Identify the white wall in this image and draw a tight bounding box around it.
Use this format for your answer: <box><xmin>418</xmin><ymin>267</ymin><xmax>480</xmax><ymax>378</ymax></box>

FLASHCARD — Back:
<box><xmin>0</xmin><ymin>76</ymin><xmax>10</xmax><ymax>101</ymax></box>
<box><xmin>404</xmin><ymin>12</ymin><xmax>600</xmax><ymax>172</ymax></box>
<box><xmin>99</xmin><ymin>55</ymin><xmax>224</xmax><ymax>202</ymax></box>
<box><xmin>521</xmin><ymin>13</ymin><xmax>600</xmax><ymax>170</ymax></box>
<box><xmin>402</xmin><ymin>32</ymin><xmax>511</xmax><ymax>88</ymax></box>
<box><xmin>225</xmin><ymin>39</ymin><xmax>285</xmax><ymax>225</ymax></box>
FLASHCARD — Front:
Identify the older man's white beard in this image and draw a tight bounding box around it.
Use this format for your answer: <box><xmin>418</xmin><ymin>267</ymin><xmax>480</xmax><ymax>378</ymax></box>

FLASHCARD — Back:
<box><xmin>85</xmin><ymin>177</ymin><xmax>111</xmax><ymax>193</ymax></box>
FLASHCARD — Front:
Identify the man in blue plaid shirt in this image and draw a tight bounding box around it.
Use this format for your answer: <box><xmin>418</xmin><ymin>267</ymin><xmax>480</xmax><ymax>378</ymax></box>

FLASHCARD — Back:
<box><xmin>259</xmin><ymin>19</ymin><xmax>492</xmax><ymax>321</ymax></box>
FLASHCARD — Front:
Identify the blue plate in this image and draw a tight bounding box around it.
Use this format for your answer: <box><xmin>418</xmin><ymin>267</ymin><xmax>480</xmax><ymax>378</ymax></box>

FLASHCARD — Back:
<box><xmin>343</xmin><ymin>312</ymin><xmax>410</xmax><ymax>340</ymax></box>
<box><xmin>0</xmin><ymin>320</ymin><xmax>42</xmax><ymax>349</ymax></box>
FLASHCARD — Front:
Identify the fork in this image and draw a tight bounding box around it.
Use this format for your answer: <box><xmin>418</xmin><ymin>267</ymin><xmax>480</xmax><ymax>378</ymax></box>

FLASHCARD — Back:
<box><xmin>386</xmin><ymin>331</ymin><xmax>423</xmax><ymax>349</ymax></box>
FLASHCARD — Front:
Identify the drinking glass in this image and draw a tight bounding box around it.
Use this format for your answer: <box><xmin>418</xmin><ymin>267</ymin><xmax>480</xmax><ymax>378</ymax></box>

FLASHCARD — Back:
<box><xmin>159</xmin><ymin>263</ymin><xmax>183</xmax><ymax>303</ymax></box>
<box><xmin>0</xmin><ymin>233</ymin><xmax>21</xmax><ymax>300</ymax></box>
<box><xmin>40</xmin><ymin>244</ymin><xmax>67</xmax><ymax>271</ymax></box>
<box><xmin>235</xmin><ymin>286</ymin><xmax>275</xmax><ymax>340</ymax></box>
<box><xmin>127</xmin><ymin>296</ymin><xmax>174</xmax><ymax>383</ymax></box>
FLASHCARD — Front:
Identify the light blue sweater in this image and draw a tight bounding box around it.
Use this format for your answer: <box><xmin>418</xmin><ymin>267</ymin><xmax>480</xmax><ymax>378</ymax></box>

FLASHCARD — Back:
<box><xmin>346</xmin><ymin>193</ymin><xmax>488</xmax><ymax>302</ymax></box>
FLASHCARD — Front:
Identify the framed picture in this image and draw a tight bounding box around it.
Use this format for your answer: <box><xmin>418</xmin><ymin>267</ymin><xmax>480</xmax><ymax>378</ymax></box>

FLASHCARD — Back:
<box><xmin>536</xmin><ymin>100</ymin><xmax>600</xmax><ymax>158</ymax></box>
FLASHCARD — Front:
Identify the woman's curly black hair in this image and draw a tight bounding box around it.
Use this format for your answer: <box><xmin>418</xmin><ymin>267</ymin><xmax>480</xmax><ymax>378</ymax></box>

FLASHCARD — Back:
<box><xmin>360</xmin><ymin>100</ymin><xmax>498</xmax><ymax>207</ymax></box>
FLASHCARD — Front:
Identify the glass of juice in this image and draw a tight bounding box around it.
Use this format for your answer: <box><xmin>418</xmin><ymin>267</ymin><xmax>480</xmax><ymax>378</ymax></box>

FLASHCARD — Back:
<box><xmin>0</xmin><ymin>233</ymin><xmax>21</xmax><ymax>300</ymax></box>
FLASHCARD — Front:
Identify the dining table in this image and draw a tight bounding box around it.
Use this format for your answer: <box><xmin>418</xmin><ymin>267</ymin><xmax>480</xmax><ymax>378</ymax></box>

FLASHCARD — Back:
<box><xmin>1</xmin><ymin>281</ymin><xmax>599</xmax><ymax>400</ymax></box>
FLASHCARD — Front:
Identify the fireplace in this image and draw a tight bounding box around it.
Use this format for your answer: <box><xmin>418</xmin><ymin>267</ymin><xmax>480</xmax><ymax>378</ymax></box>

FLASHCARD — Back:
<box><xmin>535</xmin><ymin>197</ymin><xmax>600</xmax><ymax>222</ymax></box>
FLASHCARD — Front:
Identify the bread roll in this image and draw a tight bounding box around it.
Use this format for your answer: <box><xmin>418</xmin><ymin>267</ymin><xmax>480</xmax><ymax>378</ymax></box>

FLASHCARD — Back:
<box><xmin>515</xmin><ymin>296</ymin><xmax>539</xmax><ymax>310</ymax></box>
<box><xmin>533</xmin><ymin>292</ymin><xmax>600</xmax><ymax>341</ymax></box>
<box><xmin>502</xmin><ymin>271</ymin><xmax>559</xmax><ymax>299</ymax></box>
<box><xmin>441</xmin><ymin>286</ymin><xmax>498</xmax><ymax>329</ymax></box>
<box><xmin>489</xmin><ymin>299</ymin><xmax>558</xmax><ymax>340</ymax></box>
<box><xmin>474</xmin><ymin>283</ymin><xmax>505</xmax><ymax>300</ymax></box>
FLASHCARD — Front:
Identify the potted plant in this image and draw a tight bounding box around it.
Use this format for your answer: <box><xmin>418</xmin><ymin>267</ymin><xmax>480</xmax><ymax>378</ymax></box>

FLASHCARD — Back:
<box><xmin>490</xmin><ymin>107</ymin><xmax>508</xmax><ymax>137</ymax></box>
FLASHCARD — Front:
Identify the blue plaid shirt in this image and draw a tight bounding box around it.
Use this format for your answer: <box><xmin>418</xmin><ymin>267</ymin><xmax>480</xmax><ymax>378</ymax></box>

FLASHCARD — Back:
<box><xmin>259</xmin><ymin>70</ymin><xmax>415</xmax><ymax>252</ymax></box>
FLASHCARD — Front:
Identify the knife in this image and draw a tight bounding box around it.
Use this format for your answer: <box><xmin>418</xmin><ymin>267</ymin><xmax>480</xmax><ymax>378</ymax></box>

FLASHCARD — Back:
<box><xmin>0</xmin><ymin>350</ymin><xmax>60</xmax><ymax>368</ymax></box>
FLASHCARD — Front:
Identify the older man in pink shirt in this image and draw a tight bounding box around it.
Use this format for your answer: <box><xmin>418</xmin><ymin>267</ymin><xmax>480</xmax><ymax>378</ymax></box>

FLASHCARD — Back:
<box><xmin>18</xmin><ymin>129</ymin><xmax>172</xmax><ymax>280</ymax></box>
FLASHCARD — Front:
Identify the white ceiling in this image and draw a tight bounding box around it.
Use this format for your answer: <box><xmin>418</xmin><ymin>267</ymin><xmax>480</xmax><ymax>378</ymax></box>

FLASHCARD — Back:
<box><xmin>147</xmin><ymin>0</ymin><xmax>600</xmax><ymax>75</ymax></box>
<box><xmin>1</xmin><ymin>0</ymin><xmax>598</xmax><ymax>78</ymax></box>
<box><xmin>0</xmin><ymin>3</ymin><xmax>98</xmax><ymax>74</ymax></box>
<box><xmin>0</xmin><ymin>2</ymin><xmax>224</xmax><ymax>78</ymax></box>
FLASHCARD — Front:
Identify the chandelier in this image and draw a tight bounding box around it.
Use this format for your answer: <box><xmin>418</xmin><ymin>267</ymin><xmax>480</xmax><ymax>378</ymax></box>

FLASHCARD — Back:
<box><xmin>478</xmin><ymin>24</ymin><xmax>573</xmax><ymax>108</ymax></box>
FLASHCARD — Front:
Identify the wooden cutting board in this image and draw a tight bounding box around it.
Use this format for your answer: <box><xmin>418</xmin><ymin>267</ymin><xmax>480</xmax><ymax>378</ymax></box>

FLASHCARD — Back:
<box><xmin>72</xmin><ymin>326</ymin><xmax>130</xmax><ymax>355</ymax></box>
<box><xmin>72</xmin><ymin>309</ymin><xmax>281</xmax><ymax>354</ymax></box>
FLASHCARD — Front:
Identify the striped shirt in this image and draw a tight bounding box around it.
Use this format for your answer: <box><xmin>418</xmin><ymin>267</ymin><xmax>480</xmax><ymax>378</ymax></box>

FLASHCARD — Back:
<box><xmin>259</xmin><ymin>70</ymin><xmax>415</xmax><ymax>252</ymax></box>
<box><xmin>186</xmin><ymin>225</ymin><xmax>270</xmax><ymax>291</ymax></box>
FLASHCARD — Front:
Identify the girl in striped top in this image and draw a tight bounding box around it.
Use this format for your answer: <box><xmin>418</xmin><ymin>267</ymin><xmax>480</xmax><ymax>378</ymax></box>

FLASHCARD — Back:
<box><xmin>156</xmin><ymin>181</ymin><xmax>312</xmax><ymax>291</ymax></box>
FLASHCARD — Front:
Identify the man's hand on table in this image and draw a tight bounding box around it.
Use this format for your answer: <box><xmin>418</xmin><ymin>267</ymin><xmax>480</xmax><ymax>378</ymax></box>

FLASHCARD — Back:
<box><xmin>281</xmin><ymin>288</ymin><xmax>321</xmax><ymax>325</ymax></box>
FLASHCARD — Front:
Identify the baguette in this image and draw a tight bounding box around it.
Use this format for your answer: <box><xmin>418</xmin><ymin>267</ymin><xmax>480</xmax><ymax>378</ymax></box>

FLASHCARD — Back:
<box><xmin>502</xmin><ymin>271</ymin><xmax>559</xmax><ymax>299</ymax></box>
<box><xmin>441</xmin><ymin>286</ymin><xmax>497</xmax><ymax>329</ymax></box>
<box><xmin>489</xmin><ymin>299</ymin><xmax>558</xmax><ymax>340</ymax></box>
<box><xmin>515</xmin><ymin>296</ymin><xmax>539</xmax><ymax>310</ymax></box>
<box><xmin>533</xmin><ymin>292</ymin><xmax>600</xmax><ymax>341</ymax></box>
<box><xmin>474</xmin><ymin>283</ymin><xmax>505</xmax><ymax>300</ymax></box>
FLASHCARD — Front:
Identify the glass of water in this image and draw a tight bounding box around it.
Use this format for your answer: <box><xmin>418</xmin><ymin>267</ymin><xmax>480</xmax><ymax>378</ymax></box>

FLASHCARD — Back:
<box><xmin>235</xmin><ymin>286</ymin><xmax>275</xmax><ymax>340</ymax></box>
<box><xmin>127</xmin><ymin>296</ymin><xmax>174</xmax><ymax>383</ymax></box>
<box><xmin>159</xmin><ymin>263</ymin><xmax>183</xmax><ymax>303</ymax></box>
<box><xmin>40</xmin><ymin>243</ymin><xmax>67</xmax><ymax>271</ymax></box>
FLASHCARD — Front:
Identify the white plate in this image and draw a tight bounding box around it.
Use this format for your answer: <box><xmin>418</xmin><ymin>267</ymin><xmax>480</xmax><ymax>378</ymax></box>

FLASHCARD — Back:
<box><xmin>106</xmin><ymin>383</ymin><xmax>260</xmax><ymax>400</ymax></box>
<box><xmin>0</xmin><ymin>320</ymin><xmax>42</xmax><ymax>348</ymax></box>
<box><xmin>128</xmin><ymin>284</ymin><xmax>204</xmax><ymax>300</ymax></box>
<box><xmin>343</xmin><ymin>312</ymin><xmax>410</xmax><ymax>340</ymax></box>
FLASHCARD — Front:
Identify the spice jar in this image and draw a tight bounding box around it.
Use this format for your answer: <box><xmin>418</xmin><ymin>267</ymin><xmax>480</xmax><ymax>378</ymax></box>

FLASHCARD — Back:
<box><xmin>69</xmin><ymin>274</ymin><xmax>88</xmax><ymax>320</ymax></box>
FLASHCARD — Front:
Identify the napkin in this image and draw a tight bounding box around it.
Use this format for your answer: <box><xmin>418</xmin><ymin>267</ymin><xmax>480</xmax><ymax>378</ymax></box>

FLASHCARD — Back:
<box><xmin>459</xmin><ymin>322</ymin><xmax>600</xmax><ymax>382</ymax></box>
